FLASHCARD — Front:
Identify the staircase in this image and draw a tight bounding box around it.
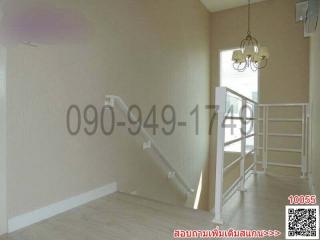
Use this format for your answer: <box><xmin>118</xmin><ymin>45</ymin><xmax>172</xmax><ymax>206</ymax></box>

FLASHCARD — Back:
<box><xmin>105</xmin><ymin>95</ymin><xmax>195</xmax><ymax>208</ymax></box>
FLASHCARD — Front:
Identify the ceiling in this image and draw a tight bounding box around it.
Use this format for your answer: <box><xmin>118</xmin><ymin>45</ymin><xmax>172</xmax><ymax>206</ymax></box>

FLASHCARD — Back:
<box><xmin>200</xmin><ymin>0</ymin><xmax>268</xmax><ymax>12</ymax></box>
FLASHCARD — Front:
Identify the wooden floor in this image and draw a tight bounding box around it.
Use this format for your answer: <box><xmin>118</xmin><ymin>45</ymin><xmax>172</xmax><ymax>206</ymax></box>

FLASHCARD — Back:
<box><xmin>222</xmin><ymin>173</ymin><xmax>310</xmax><ymax>235</ymax></box>
<box><xmin>1</xmin><ymin>174</ymin><xmax>310</xmax><ymax>240</ymax></box>
<box><xmin>1</xmin><ymin>193</ymin><xmax>214</xmax><ymax>240</ymax></box>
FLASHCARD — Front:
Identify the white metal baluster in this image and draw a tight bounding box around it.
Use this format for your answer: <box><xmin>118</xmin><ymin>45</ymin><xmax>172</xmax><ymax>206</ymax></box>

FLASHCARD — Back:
<box><xmin>240</xmin><ymin>99</ymin><xmax>247</xmax><ymax>191</ymax></box>
<box><xmin>265</xmin><ymin>106</ymin><xmax>269</xmax><ymax>172</ymax></box>
<box><xmin>213</xmin><ymin>87</ymin><xmax>227</xmax><ymax>224</ymax></box>
<box><xmin>301</xmin><ymin>105</ymin><xmax>307</xmax><ymax>178</ymax></box>
<box><xmin>262</xmin><ymin>106</ymin><xmax>266</xmax><ymax>172</ymax></box>
<box><xmin>306</xmin><ymin>104</ymin><xmax>311</xmax><ymax>175</ymax></box>
<box><xmin>253</xmin><ymin>104</ymin><xmax>258</xmax><ymax>173</ymax></box>
<box><xmin>304</xmin><ymin>105</ymin><xmax>308</xmax><ymax>174</ymax></box>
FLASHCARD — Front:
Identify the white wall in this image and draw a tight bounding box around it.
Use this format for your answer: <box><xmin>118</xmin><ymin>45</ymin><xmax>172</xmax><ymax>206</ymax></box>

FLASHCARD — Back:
<box><xmin>6</xmin><ymin>0</ymin><xmax>211</xmax><ymax>219</ymax></box>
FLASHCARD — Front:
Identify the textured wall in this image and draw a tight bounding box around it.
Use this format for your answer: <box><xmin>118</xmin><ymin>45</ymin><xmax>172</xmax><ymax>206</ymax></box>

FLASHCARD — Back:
<box><xmin>309</xmin><ymin>6</ymin><xmax>320</xmax><ymax>196</ymax></box>
<box><xmin>0</xmin><ymin>47</ymin><xmax>7</xmax><ymax>234</ymax></box>
<box><xmin>7</xmin><ymin>0</ymin><xmax>211</xmax><ymax>217</ymax></box>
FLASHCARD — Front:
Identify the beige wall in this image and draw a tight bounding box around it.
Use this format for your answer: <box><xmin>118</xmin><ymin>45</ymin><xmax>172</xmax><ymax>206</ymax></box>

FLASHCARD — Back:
<box><xmin>309</xmin><ymin>7</ymin><xmax>320</xmax><ymax>196</ymax></box>
<box><xmin>0</xmin><ymin>47</ymin><xmax>7</xmax><ymax>234</ymax></box>
<box><xmin>210</xmin><ymin>0</ymin><xmax>309</xmax><ymax>103</ymax></box>
<box><xmin>209</xmin><ymin>0</ymin><xmax>309</xmax><ymax>209</ymax></box>
<box><xmin>7</xmin><ymin>0</ymin><xmax>210</xmax><ymax>218</ymax></box>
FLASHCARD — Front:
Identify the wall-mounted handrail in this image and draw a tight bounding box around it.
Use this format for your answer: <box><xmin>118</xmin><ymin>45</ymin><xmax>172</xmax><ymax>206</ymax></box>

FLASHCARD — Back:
<box><xmin>104</xmin><ymin>95</ymin><xmax>194</xmax><ymax>194</ymax></box>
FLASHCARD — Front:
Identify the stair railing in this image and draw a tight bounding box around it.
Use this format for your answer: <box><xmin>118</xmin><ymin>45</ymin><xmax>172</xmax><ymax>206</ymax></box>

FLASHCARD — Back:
<box><xmin>213</xmin><ymin>87</ymin><xmax>258</xmax><ymax>224</ymax></box>
<box><xmin>257</xmin><ymin>103</ymin><xmax>309</xmax><ymax>177</ymax></box>
<box><xmin>105</xmin><ymin>95</ymin><xmax>194</xmax><ymax>196</ymax></box>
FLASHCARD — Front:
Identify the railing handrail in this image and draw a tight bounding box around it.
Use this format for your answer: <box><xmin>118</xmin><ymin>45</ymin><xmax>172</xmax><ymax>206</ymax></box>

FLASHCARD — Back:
<box><xmin>105</xmin><ymin>95</ymin><xmax>194</xmax><ymax>194</ymax></box>
<box><xmin>213</xmin><ymin>87</ymin><xmax>258</xmax><ymax>224</ymax></box>
<box><xmin>224</xmin><ymin>87</ymin><xmax>258</xmax><ymax>105</ymax></box>
<box><xmin>259</xmin><ymin>103</ymin><xmax>308</xmax><ymax>107</ymax></box>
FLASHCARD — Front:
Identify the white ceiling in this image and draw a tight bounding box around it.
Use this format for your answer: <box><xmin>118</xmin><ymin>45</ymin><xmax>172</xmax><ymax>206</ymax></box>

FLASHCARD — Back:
<box><xmin>200</xmin><ymin>0</ymin><xmax>268</xmax><ymax>12</ymax></box>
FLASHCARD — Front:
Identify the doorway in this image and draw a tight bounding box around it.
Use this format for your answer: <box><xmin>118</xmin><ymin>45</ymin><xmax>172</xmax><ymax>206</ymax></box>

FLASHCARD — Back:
<box><xmin>219</xmin><ymin>49</ymin><xmax>259</xmax><ymax>153</ymax></box>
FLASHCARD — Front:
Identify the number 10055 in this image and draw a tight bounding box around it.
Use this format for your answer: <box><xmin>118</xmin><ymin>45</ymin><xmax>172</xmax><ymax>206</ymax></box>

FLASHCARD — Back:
<box><xmin>288</xmin><ymin>195</ymin><xmax>317</xmax><ymax>205</ymax></box>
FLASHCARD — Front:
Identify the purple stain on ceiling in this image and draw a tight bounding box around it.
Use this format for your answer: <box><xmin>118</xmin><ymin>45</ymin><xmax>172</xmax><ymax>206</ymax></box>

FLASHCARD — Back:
<box><xmin>0</xmin><ymin>0</ymin><xmax>94</xmax><ymax>46</ymax></box>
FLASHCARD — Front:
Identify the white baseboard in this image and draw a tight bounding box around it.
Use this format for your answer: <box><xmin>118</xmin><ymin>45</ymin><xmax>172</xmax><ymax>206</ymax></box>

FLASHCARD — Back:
<box><xmin>8</xmin><ymin>182</ymin><xmax>117</xmax><ymax>233</ymax></box>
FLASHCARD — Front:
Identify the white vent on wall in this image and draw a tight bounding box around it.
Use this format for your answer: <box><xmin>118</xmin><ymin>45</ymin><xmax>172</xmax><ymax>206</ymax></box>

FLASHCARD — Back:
<box><xmin>296</xmin><ymin>0</ymin><xmax>319</xmax><ymax>37</ymax></box>
<box><xmin>296</xmin><ymin>1</ymin><xmax>308</xmax><ymax>22</ymax></box>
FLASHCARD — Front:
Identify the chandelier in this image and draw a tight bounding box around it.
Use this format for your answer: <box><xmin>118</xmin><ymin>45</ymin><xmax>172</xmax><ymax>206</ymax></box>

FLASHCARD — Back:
<box><xmin>232</xmin><ymin>0</ymin><xmax>270</xmax><ymax>72</ymax></box>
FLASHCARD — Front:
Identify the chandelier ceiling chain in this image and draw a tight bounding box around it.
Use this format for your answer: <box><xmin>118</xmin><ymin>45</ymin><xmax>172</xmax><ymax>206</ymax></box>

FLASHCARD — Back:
<box><xmin>248</xmin><ymin>0</ymin><xmax>251</xmax><ymax>35</ymax></box>
<box><xmin>232</xmin><ymin>0</ymin><xmax>270</xmax><ymax>72</ymax></box>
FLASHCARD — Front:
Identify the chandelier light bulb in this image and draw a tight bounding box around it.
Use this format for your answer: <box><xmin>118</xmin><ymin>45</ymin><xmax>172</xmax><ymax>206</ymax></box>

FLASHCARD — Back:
<box><xmin>232</xmin><ymin>50</ymin><xmax>245</xmax><ymax>63</ymax></box>
<box><xmin>252</xmin><ymin>52</ymin><xmax>261</xmax><ymax>63</ymax></box>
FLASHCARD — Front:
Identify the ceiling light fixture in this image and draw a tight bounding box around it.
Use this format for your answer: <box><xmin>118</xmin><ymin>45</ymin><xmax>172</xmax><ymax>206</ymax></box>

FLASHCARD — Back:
<box><xmin>232</xmin><ymin>0</ymin><xmax>270</xmax><ymax>72</ymax></box>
